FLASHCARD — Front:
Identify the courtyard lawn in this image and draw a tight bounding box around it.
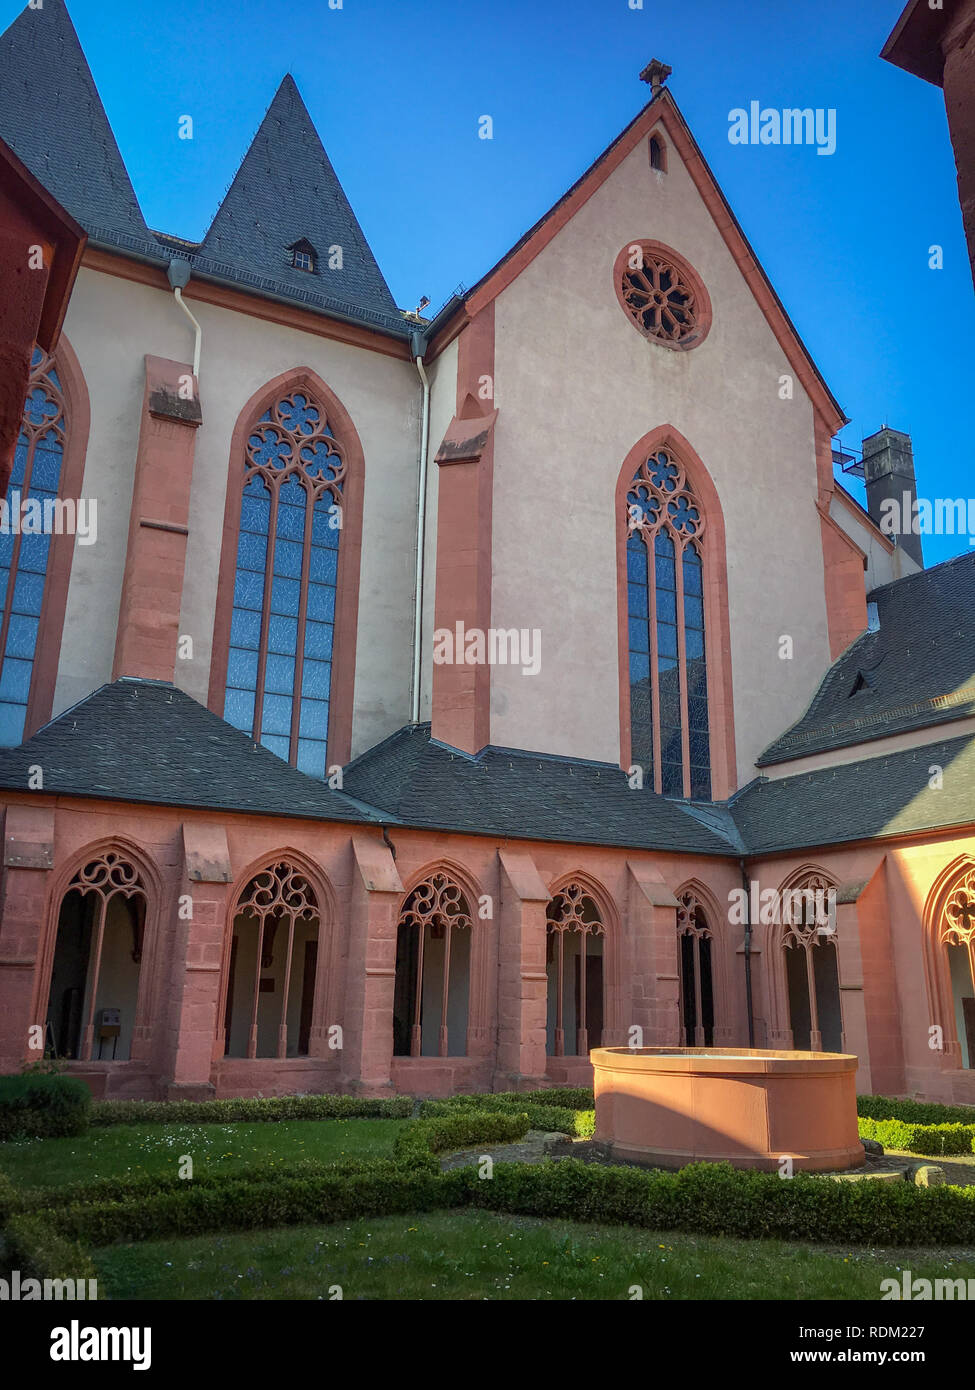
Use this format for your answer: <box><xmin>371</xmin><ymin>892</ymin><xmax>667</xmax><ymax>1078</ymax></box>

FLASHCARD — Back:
<box><xmin>92</xmin><ymin>1209</ymin><xmax>975</xmax><ymax>1301</ymax></box>
<box><xmin>0</xmin><ymin>1117</ymin><xmax>408</xmax><ymax>1189</ymax></box>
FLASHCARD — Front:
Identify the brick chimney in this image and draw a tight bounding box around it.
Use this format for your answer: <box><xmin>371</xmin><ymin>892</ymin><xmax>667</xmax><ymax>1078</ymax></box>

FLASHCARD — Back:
<box><xmin>861</xmin><ymin>426</ymin><xmax>924</xmax><ymax>570</ymax></box>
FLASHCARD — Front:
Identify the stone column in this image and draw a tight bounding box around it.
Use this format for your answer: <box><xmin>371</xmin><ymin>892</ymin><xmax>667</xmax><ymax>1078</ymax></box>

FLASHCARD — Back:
<box><xmin>835</xmin><ymin>891</ymin><xmax>872</xmax><ymax>1093</ymax></box>
<box><xmin>625</xmin><ymin>861</ymin><xmax>680</xmax><ymax>1046</ymax></box>
<box><xmin>163</xmin><ymin>822</ymin><xmax>232</xmax><ymax>1101</ymax></box>
<box><xmin>340</xmin><ymin>836</ymin><xmax>403</xmax><ymax>1094</ymax></box>
<box><xmin>0</xmin><ymin>804</ymin><xmax>54</xmax><ymax>1070</ymax></box>
<box><xmin>494</xmin><ymin>848</ymin><xmax>549</xmax><ymax>1090</ymax></box>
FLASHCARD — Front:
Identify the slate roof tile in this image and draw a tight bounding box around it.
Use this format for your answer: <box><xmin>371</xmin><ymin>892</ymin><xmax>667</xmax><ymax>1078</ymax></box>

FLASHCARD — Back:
<box><xmin>732</xmin><ymin>732</ymin><xmax>975</xmax><ymax>855</ymax></box>
<box><xmin>0</xmin><ymin>1</ymin><xmax>408</xmax><ymax>338</ymax></box>
<box><xmin>759</xmin><ymin>552</ymin><xmax>975</xmax><ymax>765</ymax></box>
<box><xmin>0</xmin><ymin>0</ymin><xmax>151</xmax><ymax>246</ymax></box>
<box><xmin>0</xmin><ymin>680</ymin><xmax>378</xmax><ymax>824</ymax></box>
<box><xmin>341</xmin><ymin>723</ymin><xmax>740</xmax><ymax>855</ymax></box>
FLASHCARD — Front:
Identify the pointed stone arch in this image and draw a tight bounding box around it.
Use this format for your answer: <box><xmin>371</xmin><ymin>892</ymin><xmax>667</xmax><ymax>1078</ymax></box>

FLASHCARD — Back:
<box><xmin>543</xmin><ymin>870</ymin><xmax>621</xmax><ymax>1056</ymax></box>
<box><xmin>3</xmin><ymin>334</ymin><xmax>90</xmax><ymax>742</ymax></box>
<box><xmin>35</xmin><ymin>836</ymin><xmax>162</xmax><ymax>1064</ymax></box>
<box><xmin>393</xmin><ymin>860</ymin><xmax>485</xmax><ymax>1059</ymax></box>
<box><xmin>208</xmin><ymin>365</ymin><xmax>365</xmax><ymax>768</ymax></box>
<box><xmin>924</xmin><ymin>854</ymin><xmax>975</xmax><ymax>1068</ymax></box>
<box><xmin>674</xmin><ymin>877</ymin><xmax>731</xmax><ymax>1046</ymax></box>
<box><xmin>219</xmin><ymin>848</ymin><xmax>336</xmax><ymax>1060</ymax></box>
<box><xmin>616</xmin><ymin>424</ymin><xmax>736</xmax><ymax>800</ymax></box>
<box><xmin>767</xmin><ymin>863</ymin><xmax>841</xmax><ymax>1052</ymax></box>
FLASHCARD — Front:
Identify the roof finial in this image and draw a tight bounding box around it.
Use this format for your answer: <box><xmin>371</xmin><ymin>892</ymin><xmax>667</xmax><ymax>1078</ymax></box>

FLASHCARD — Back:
<box><xmin>639</xmin><ymin>58</ymin><xmax>672</xmax><ymax>96</ymax></box>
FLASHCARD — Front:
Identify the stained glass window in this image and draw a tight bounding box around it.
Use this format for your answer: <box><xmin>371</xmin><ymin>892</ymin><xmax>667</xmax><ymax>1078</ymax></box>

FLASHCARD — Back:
<box><xmin>626</xmin><ymin>446</ymin><xmax>711</xmax><ymax>799</ymax></box>
<box><xmin>223</xmin><ymin>390</ymin><xmax>345</xmax><ymax>778</ymax></box>
<box><xmin>0</xmin><ymin>349</ymin><xmax>65</xmax><ymax>747</ymax></box>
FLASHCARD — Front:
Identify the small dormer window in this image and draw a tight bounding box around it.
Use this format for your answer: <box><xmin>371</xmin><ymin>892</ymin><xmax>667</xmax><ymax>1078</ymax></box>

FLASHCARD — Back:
<box><xmin>287</xmin><ymin>239</ymin><xmax>317</xmax><ymax>273</ymax></box>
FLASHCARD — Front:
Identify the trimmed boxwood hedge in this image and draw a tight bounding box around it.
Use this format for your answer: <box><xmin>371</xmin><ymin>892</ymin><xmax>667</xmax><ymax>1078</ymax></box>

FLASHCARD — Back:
<box><xmin>11</xmin><ymin>1156</ymin><xmax>975</xmax><ymax>1258</ymax></box>
<box><xmin>857</xmin><ymin>1093</ymin><xmax>975</xmax><ymax>1125</ymax></box>
<box><xmin>858</xmin><ymin>1116</ymin><xmax>975</xmax><ymax>1156</ymax></box>
<box><xmin>393</xmin><ymin>1109</ymin><xmax>531</xmax><ymax>1169</ymax></box>
<box><xmin>89</xmin><ymin>1093</ymin><xmax>413</xmax><ymax>1127</ymax></box>
<box><xmin>0</xmin><ymin>1073</ymin><xmax>91</xmax><ymax>1140</ymax></box>
<box><xmin>9</xmin><ymin>1085</ymin><xmax>975</xmax><ymax>1288</ymax></box>
<box><xmin>419</xmin><ymin>1093</ymin><xmax>595</xmax><ymax>1138</ymax></box>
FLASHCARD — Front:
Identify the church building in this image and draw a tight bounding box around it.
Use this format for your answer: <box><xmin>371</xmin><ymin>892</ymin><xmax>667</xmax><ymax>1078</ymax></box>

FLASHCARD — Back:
<box><xmin>0</xmin><ymin>0</ymin><xmax>973</xmax><ymax>1105</ymax></box>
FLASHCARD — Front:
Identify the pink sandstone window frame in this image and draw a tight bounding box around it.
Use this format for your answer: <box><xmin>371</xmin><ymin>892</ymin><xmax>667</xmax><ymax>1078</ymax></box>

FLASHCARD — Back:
<box><xmin>394</xmin><ymin>869</ymin><xmax>474</xmax><ymax>1059</ymax></box>
<box><xmin>33</xmin><ymin>839</ymin><xmax>161</xmax><ymax>1068</ymax></box>
<box><xmin>924</xmin><ymin>856</ymin><xmax>975</xmax><ymax>1070</ymax></box>
<box><xmin>615</xmin><ymin>426</ymin><xmax>736</xmax><ymax>801</ymax></box>
<box><xmin>2</xmin><ymin>337</ymin><xmax>89</xmax><ymax>740</ymax></box>
<box><xmin>545</xmin><ymin>880</ymin><xmax>606</xmax><ymax>1057</ymax></box>
<box><xmin>770</xmin><ymin>867</ymin><xmax>842</xmax><ymax>1054</ymax></box>
<box><xmin>613</xmin><ymin>240</ymin><xmax>712</xmax><ymax>351</ymax></box>
<box><xmin>208</xmin><ymin>367</ymin><xmax>365</xmax><ymax>770</ymax></box>
<box><xmin>215</xmin><ymin>850</ymin><xmax>336</xmax><ymax>1063</ymax></box>
<box><xmin>677</xmin><ymin>888</ymin><xmax>713</xmax><ymax>1046</ymax></box>
<box><xmin>224</xmin><ymin>860</ymin><xmax>319</xmax><ymax>1059</ymax></box>
<box><xmin>648</xmin><ymin>132</ymin><xmax>668</xmax><ymax>173</ymax></box>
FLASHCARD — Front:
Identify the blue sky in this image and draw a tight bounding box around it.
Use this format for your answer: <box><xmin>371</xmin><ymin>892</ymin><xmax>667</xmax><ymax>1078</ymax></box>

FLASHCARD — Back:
<box><xmin>6</xmin><ymin>0</ymin><xmax>972</xmax><ymax>566</ymax></box>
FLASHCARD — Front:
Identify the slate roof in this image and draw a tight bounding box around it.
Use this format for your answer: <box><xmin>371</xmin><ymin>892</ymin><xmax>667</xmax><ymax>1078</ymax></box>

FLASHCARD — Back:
<box><xmin>0</xmin><ymin>680</ymin><xmax>378</xmax><ymax>824</ymax></box>
<box><xmin>186</xmin><ymin>75</ymin><xmax>402</xmax><ymax>335</ymax></box>
<box><xmin>758</xmin><ymin>552</ymin><xmax>975</xmax><ymax>766</ymax></box>
<box><xmin>0</xmin><ymin>1</ymin><xmax>408</xmax><ymax>339</ymax></box>
<box><xmin>732</xmin><ymin>731</ymin><xmax>975</xmax><ymax>855</ymax></box>
<box><xmin>341</xmin><ymin>723</ymin><xmax>739</xmax><ymax>855</ymax></box>
<box><xmin>2</xmin><ymin>680</ymin><xmax>974</xmax><ymax>859</ymax></box>
<box><xmin>0</xmin><ymin>0</ymin><xmax>153</xmax><ymax>249</ymax></box>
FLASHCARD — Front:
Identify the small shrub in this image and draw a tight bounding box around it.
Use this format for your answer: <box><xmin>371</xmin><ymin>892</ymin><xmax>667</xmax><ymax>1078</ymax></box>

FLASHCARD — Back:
<box><xmin>0</xmin><ymin>1073</ymin><xmax>91</xmax><ymax>1140</ymax></box>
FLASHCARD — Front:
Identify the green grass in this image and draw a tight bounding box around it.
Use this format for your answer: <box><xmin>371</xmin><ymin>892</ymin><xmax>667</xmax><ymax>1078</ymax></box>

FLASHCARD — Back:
<box><xmin>0</xmin><ymin>1118</ymin><xmax>408</xmax><ymax>1189</ymax></box>
<box><xmin>92</xmin><ymin>1209</ymin><xmax>975</xmax><ymax>1301</ymax></box>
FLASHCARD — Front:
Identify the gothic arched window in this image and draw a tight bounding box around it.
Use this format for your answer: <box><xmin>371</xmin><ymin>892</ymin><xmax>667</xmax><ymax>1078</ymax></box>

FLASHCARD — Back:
<box><xmin>222</xmin><ymin>861</ymin><xmax>322</xmax><ymax>1059</ymax></box>
<box><xmin>0</xmin><ymin>349</ymin><xmax>67</xmax><ymax>746</ymax></box>
<box><xmin>222</xmin><ymin>389</ymin><xmax>346</xmax><ymax>778</ymax></box>
<box><xmin>44</xmin><ymin>851</ymin><xmax>148</xmax><ymax>1063</ymax></box>
<box><xmin>940</xmin><ymin>866</ymin><xmax>975</xmax><ymax>1069</ymax></box>
<box><xmin>393</xmin><ymin>872</ymin><xmax>473</xmax><ymax>1058</ymax></box>
<box><xmin>781</xmin><ymin>873</ymin><xmax>841</xmax><ymax>1053</ymax></box>
<box><xmin>626</xmin><ymin>445</ymin><xmax>710</xmax><ymax>798</ymax></box>
<box><xmin>677</xmin><ymin>890</ymin><xmax>714</xmax><ymax>1046</ymax></box>
<box><xmin>545</xmin><ymin>882</ymin><xmax>605</xmax><ymax>1056</ymax></box>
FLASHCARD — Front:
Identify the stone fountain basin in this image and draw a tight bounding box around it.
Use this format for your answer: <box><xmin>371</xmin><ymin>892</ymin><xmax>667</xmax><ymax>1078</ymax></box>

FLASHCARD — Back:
<box><xmin>591</xmin><ymin>1046</ymin><xmax>865</xmax><ymax>1172</ymax></box>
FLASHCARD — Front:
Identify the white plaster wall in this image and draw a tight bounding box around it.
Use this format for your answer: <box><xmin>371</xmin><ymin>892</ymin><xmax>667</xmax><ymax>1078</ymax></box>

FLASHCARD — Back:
<box><xmin>490</xmin><ymin>134</ymin><xmax>833</xmax><ymax>788</ymax></box>
<box><xmin>56</xmin><ymin>266</ymin><xmax>420</xmax><ymax>758</ymax></box>
<box><xmin>419</xmin><ymin>336</ymin><xmax>458</xmax><ymax>724</ymax></box>
<box><xmin>829</xmin><ymin>492</ymin><xmax>897</xmax><ymax>590</ymax></box>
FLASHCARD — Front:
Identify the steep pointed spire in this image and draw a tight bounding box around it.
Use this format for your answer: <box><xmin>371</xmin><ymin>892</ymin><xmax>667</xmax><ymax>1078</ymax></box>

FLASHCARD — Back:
<box><xmin>200</xmin><ymin>75</ymin><xmax>398</xmax><ymax>325</ymax></box>
<box><xmin>0</xmin><ymin>0</ymin><xmax>151</xmax><ymax>247</ymax></box>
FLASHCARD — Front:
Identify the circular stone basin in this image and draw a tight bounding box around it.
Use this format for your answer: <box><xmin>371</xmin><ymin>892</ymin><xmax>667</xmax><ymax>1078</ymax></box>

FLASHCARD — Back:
<box><xmin>591</xmin><ymin>1046</ymin><xmax>865</xmax><ymax>1172</ymax></box>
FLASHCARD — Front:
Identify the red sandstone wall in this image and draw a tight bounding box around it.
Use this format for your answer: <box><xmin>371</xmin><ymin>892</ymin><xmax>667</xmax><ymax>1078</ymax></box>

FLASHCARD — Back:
<box><xmin>1</xmin><ymin>791</ymin><xmax>973</xmax><ymax>1104</ymax></box>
